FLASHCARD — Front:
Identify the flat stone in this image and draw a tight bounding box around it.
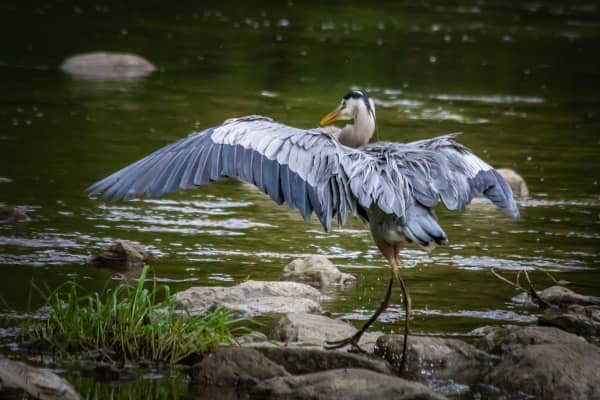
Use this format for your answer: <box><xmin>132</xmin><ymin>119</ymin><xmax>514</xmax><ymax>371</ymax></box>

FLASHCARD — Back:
<box><xmin>270</xmin><ymin>313</ymin><xmax>381</xmax><ymax>353</ymax></box>
<box><xmin>0</xmin><ymin>356</ymin><xmax>80</xmax><ymax>400</ymax></box>
<box><xmin>539</xmin><ymin>304</ymin><xmax>600</xmax><ymax>345</ymax></box>
<box><xmin>174</xmin><ymin>281</ymin><xmax>323</xmax><ymax>316</ymax></box>
<box><xmin>282</xmin><ymin>255</ymin><xmax>355</xmax><ymax>288</ymax></box>
<box><xmin>61</xmin><ymin>52</ymin><xmax>155</xmax><ymax>79</ymax></box>
<box><xmin>251</xmin><ymin>368</ymin><xmax>447</xmax><ymax>400</ymax></box>
<box><xmin>375</xmin><ymin>335</ymin><xmax>491</xmax><ymax>380</ymax></box>
<box><xmin>248</xmin><ymin>344</ymin><xmax>391</xmax><ymax>375</ymax></box>
<box><xmin>497</xmin><ymin>168</ymin><xmax>529</xmax><ymax>197</ymax></box>
<box><xmin>92</xmin><ymin>240</ymin><xmax>147</xmax><ymax>269</ymax></box>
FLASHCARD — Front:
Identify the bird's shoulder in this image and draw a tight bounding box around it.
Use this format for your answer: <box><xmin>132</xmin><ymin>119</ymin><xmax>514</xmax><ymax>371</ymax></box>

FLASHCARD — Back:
<box><xmin>222</xmin><ymin>115</ymin><xmax>275</xmax><ymax>125</ymax></box>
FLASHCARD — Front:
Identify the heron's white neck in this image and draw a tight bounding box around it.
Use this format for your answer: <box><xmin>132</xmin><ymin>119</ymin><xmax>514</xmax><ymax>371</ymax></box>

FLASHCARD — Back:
<box><xmin>337</xmin><ymin>102</ymin><xmax>375</xmax><ymax>148</ymax></box>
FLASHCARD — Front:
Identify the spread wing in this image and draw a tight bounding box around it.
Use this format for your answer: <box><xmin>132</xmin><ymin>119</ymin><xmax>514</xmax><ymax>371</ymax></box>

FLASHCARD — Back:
<box><xmin>88</xmin><ymin>116</ymin><xmax>365</xmax><ymax>231</ymax></box>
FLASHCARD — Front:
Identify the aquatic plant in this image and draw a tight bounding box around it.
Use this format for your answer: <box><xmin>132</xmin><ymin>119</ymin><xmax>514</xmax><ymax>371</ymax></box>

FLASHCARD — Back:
<box><xmin>20</xmin><ymin>266</ymin><xmax>240</xmax><ymax>363</ymax></box>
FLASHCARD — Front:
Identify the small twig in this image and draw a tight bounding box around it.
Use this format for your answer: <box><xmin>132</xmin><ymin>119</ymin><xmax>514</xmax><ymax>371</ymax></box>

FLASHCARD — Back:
<box><xmin>535</xmin><ymin>266</ymin><xmax>559</xmax><ymax>284</ymax></box>
<box><xmin>523</xmin><ymin>270</ymin><xmax>552</xmax><ymax>309</ymax></box>
<box><xmin>490</xmin><ymin>268</ymin><xmax>526</xmax><ymax>291</ymax></box>
<box><xmin>491</xmin><ymin>268</ymin><xmax>553</xmax><ymax>310</ymax></box>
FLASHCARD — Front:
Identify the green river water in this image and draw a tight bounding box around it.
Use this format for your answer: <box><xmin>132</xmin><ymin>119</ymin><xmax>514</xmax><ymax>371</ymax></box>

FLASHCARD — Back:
<box><xmin>1</xmin><ymin>1</ymin><xmax>599</xmax><ymax>398</ymax></box>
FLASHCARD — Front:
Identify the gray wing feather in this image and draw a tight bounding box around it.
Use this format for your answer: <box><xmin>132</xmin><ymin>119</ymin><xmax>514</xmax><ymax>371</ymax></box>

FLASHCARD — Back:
<box><xmin>88</xmin><ymin>118</ymin><xmax>518</xmax><ymax>236</ymax></box>
<box><xmin>360</xmin><ymin>134</ymin><xmax>519</xmax><ymax>219</ymax></box>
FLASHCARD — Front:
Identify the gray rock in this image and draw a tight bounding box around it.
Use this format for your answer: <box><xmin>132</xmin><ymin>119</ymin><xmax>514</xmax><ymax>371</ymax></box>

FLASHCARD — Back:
<box><xmin>282</xmin><ymin>256</ymin><xmax>355</xmax><ymax>288</ymax></box>
<box><xmin>174</xmin><ymin>281</ymin><xmax>323</xmax><ymax>316</ymax></box>
<box><xmin>488</xmin><ymin>342</ymin><xmax>600</xmax><ymax>399</ymax></box>
<box><xmin>375</xmin><ymin>335</ymin><xmax>491</xmax><ymax>380</ymax></box>
<box><xmin>236</xmin><ymin>331</ymin><xmax>269</xmax><ymax>345</ymax></box>
<box><xmin>539</xmin><ymin>304</ymin><xmax>600</xmax><ymax>345</ymax></box>
<box><xmin>0</xmin><ymin>206</ymin><xmax>29</xmax><ymax>224</ymax></box>
<box><xmin>61</xmin><ymin>52</ymin><xmax>155</xmax><ymax>79</ymax></box>
<box><xmin>190</xmin><ymin>347</ymin><xmax>288</xmax><ymax>399</ymax></box>
<box><xmin>513</xmin><ymin>285</ymin><xmax>600</xmax><ymax>308</ymax></box>
<box><xmin>270</xmin><ymin>313</ymin><xmax>381</xmax><ymax>353</ymax></box>
<box><xmin>497</xmin><ymin>168</ymin><xmax>529</xmax><ymax>197</ymax></box>
<box><xmin>190</xmin><ymin>347</ymin><xmax>288</xmax><ymax>387</ymax></box>
<box><xmin>478</xmin><ymin>325</ymin><xmax>600</xmax><ymax>399</ymax></box>
<box><xmin>477</xmin><ymin>325</ymin><xmax>587</xmax><ymax>354</ymax></box>
<box><xmin>92</xmin><ymin>240</ymin><xmax>147</xmax><ymax>268</ymax></box>
<box><xmin>249</xmin><ymin>344</ymin><xmax>391</xmax><ymax>375</ymax></box>
<box><xmin>539</xmin><ymin>285</ymin><xmax>600</xmax><ymax>306</ymax></box>
<box><xmin>0</xmin><ymin>356</ymin><xmax>80</xmax><ymax>400</ymax></box>
<box><xmin>251</xmin><ymin>368</ymin><xmax>447</xmax><ymax>400</ymax></box>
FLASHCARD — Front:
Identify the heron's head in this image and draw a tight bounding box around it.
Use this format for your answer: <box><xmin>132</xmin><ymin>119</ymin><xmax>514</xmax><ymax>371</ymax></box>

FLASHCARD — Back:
<box><xmin>319</xmin><ymin>90</ymin><xmax>376</xmax><ymax>127</ymax></box>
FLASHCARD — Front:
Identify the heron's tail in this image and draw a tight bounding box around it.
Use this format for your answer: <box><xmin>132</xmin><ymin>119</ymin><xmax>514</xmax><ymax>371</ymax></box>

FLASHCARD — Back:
<box><xmin>404</xmin><ymin>204</ymin><xmax>448</xmax><ymax>250</ymax></box>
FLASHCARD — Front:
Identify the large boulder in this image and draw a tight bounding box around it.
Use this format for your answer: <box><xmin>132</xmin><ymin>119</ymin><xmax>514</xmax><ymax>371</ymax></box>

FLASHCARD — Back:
<box><xmin>477</xmin><ymin>325</ymin><xmax>600</xmax><ymax>399</ymax></box>
<box><xmin>92</xmin><ymin>240</ymin><xmax>148</xmax><ymax>269</ymax></box>
<box><xmin>251</xmin><ymin>368</ymin><xmax>447</xmax><ymax>400</ymax></box>
<box><xmin>282</xmin><ymin>256</ymin><xmax>355</xmax><ymax>288</ymax></box>
<box><xmin>270</xmin><ymin>313</ymin><xmax>381</xmax><ymax>353</ymax></box>
<box><xmin>174</xmin><ymin>281</ymin><xmax>323</xmax><ymax>316</ymax></box>
<box><xmin>497</xmin><ymin>168</ymin><xmax>529</xmax><ymax>197</ymax></box>
<box><xmin>375</xmin><ymin>335</ymin><xmax>491</xmax><ymax>380</ymax></box>
<box><xmin>0</xmin><ymin>356</ymin><xmax>80</xmax><ymax>400</ymax></box>
<box><xmin>60</xmin><ymin>52</ymin><xmax>155</xmax><ymax>79</ymax></box>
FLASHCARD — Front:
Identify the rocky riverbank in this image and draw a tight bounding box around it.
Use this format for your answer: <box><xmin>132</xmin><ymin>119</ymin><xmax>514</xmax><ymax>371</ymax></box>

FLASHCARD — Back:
<box><xmin>3</xmin><ymin>255</ymin><xmax>599</xmax><ymax>399</ymax></box>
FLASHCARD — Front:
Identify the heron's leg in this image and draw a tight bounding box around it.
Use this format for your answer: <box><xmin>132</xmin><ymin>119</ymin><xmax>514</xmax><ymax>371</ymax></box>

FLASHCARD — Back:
<box><xmin>324</xmin><ymin>274</ymin><xmax>393</xmax><ymax>351</ymax></box>
<box><xmin>324</xmin><ymin>242</ymin><xmax>397</xmax><ymax>352</ymax></box>
<box><xmin>391</xmin><ymin>244</ymin><xmax>411</xmax><ymax>374</ymax></box>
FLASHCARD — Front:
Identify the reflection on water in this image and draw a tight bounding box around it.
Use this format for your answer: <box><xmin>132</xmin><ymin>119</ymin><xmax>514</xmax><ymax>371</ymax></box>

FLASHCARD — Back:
<box><xmin>1</xmin><ymin>0</ymin><xmax>599</xmax><ymax>398</ymax></box>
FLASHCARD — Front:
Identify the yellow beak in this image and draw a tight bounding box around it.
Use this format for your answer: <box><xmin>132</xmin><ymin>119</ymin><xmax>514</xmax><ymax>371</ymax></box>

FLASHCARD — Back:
<box><xmin>319</xmin><ymin>109</ymin><xmax>341</xmax><ymax>127</ymax></box>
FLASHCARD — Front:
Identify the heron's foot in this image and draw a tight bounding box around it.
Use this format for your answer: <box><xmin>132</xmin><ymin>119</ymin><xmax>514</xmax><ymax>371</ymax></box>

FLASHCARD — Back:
<box><xmin>324</xmin><ymin>332</ymin><xmax>366</xmax><ymax>353</ymax></box>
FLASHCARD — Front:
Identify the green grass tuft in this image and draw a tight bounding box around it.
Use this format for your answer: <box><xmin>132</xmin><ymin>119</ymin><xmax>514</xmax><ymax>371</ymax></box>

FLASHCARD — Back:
<box><xmin>20</xmin><ymin>266</ymin><xmax>241</xmax><ymax>363</ymax></box>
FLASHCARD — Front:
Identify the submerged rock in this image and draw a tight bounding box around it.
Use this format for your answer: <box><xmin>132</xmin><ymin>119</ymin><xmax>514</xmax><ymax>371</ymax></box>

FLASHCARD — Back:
<box><xmin>0</xmin><ymin>206</ymin><xmax>29</xmax><ymax>224</ymax></box>
<box><xmin>60</xmin><ymin>52</ymin><xmax>155</xmax><ymax>79</ymax></box>
<box><xmin>478</xmin><ymin>325</ymin><xmax>600</xmax><ymax>399</ymax></box>
<box><xmin>251</xmin><ymin>368</ymin><xmax>446</xmax><ymax>400</ymax></box>
<box><xmin>174</xmin><ymin>281</ymin><xmax>323</xmax><ymax>316</ymax></box>
<box><xmin>497</xmin><ymin>168</ymin><xmax>529</xmax><ymax>197</ymax></box>
<box><xmin>0</xmin><ymin>356</ymin><xmax>80</xmax><ymax>400</ymax></box>
<box><xmin>375</xmin><ymin>335</ymin><xmax>491</xmax><ymax>380</ymax></box>
<box><xmin>92</xmin><ymin>240</ymin><xmax>148</xmax><ymax>268</ymax></box>
<box><xmin>270</xmin><ymin>313</ymin><xmax>381</xmax><ymax>353</ymax></box>
<box><xmin>282</xmin><ymin>255</ymin><xmax>355</xmax><ymax>288</ymax></box>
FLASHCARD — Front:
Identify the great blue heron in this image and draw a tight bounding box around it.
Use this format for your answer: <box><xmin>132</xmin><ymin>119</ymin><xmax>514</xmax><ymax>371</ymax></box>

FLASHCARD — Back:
<box><xmin>88</xmin><ymin>90</ymin><xmax>519</xmax><ymax>372</ymax></box>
